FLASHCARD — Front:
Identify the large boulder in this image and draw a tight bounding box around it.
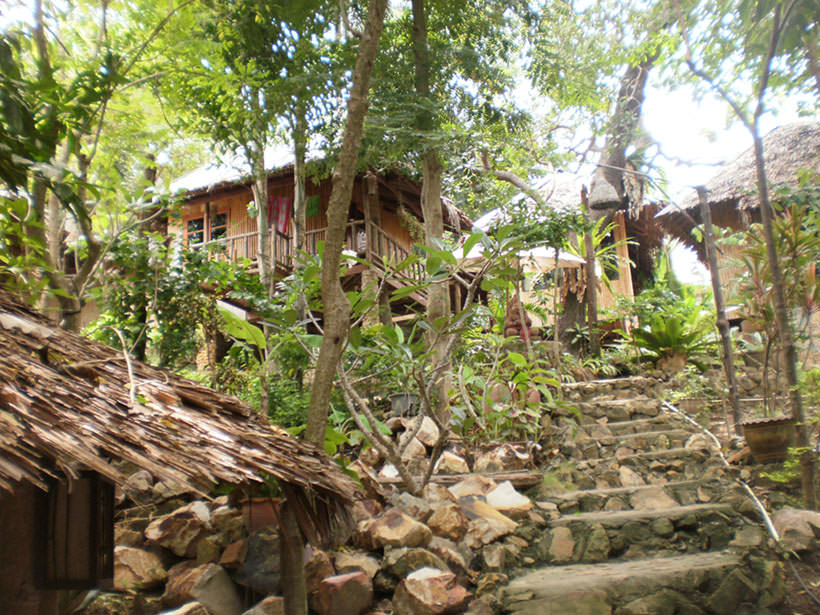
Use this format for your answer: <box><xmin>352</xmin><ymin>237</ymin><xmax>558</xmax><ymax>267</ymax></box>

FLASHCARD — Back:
<box><xmin>448</xmin><ymin>476</ymin><xmax>497</xmax><ymax>499</ymax></box>
<box><xmin>315</xmin><ymin>571</ymin><xmax>373</xmax><ymax>615</ymax></box>
<box><xmin>360</xmin><ymin>508</ymin><xmax>433</xmax><ymax>550</ymax></box>
<box><xmin>241</xmin><ymin>596</ymin><xmax>285</xmax><ymax>615</ymax></box>
<box><xmin>412</xmin><ymin>416</ymin><xmax>441</xmax><ymax>448</ymax></box>
<box><xmin>235</xmin><ymin>527</ymin><xmax>281</xmax><ymax>595</ymax></box>
<box><xmin>773</xmin><ymin>508</ymin><xmax>820</xmax><ymax>552</ymax></box>
<box><xmin>145</xmin><ymin>501</ymin><xmax>212</xmax><ymax>558</ymax></box>
<box><xmin>435</xmin><ymin>452</ymin><xmax>470</xmax><ymax>475</ymax></box>
<box><xmin>333</xmin><ymin>551</ymin><xmax>381</xmax><ymax>580</ymax></box>
<box><xmin>427</xmin><ymin>504</ymin><xmax>469</xmax><ymax>542</ymax></box>
<box><xmin>161</xmin><ymin>603</ymin><xmax>211</xmax><ymax>615</ymax></box>
<box><xmin>473</xmin><ymin>445</ymin><xmax>532</xmax><ymax>473</ymax></box>
<box><xmin>393</xmin><ymin>567</ymin><xmax>472</xmax><ymax>615</ymax></box>
<box><xmin>114</xmin><ymin>545</ymin><xmax>167</xmax><ymax>590</ymax></box>
<box><xmin>391</xmin><ymin>492</ymin><xmax>434</xmax><ymax>522</ymax></box>
<box><xmin>459</xmin><ymin>496</ymin><xmax>517</xmax><ymax>549</ymax></box>
<box><xmin>382</xmin><ymin>547</ymin><xmax>448</xmax><ymax>579</ymax></box>
<box><xmin>163</xmin><ymin>562</ymin><xmax>242</xmax><ymax>615</ymax></box>
<box><xmin>211</xmin><ymin>505</ymin><xmax>246</xmax><ymax>546</ymax></box>
<box><xmin>305</xmin><ymin>546</ymin><xmax>335</xmax><ymax>601</ymax></box>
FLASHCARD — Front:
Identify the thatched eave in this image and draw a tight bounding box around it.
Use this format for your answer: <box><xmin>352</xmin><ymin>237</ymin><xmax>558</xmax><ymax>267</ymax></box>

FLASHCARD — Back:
<box><xmin>0</xmin><ymin>290</ymin><xmax>359</xmax><ymax>543</ymax></box>
<box><xmin>656</xmin><ymin>122</ymin><xmax>820</xmax><ymax>256</ymax></box>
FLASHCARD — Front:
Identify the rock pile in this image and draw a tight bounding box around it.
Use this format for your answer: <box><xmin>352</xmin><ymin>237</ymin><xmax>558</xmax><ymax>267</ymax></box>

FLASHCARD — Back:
<box><xmin>80</xmin><ymin>434</ymin><xmax>539</xmax><ymax>615</ymax></box>
<box><xmin>81</xmin><ymin>375</ymin><xmax>788</xmax><ymax>615</ymax></box>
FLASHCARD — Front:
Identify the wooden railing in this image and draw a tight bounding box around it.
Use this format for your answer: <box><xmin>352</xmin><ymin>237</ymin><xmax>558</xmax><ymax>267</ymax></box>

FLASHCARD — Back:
<box><xmin>201</xmin><ymin>221</ymin><xmax>425</xmax><ymax>289</ymax></box>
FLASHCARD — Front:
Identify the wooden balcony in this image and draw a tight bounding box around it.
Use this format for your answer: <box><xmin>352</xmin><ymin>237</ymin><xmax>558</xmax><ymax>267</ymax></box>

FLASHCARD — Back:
<box><xmin>199</xmin><ymin>221</ymin><xmax>426</xmax><ymax>298</ymax></box>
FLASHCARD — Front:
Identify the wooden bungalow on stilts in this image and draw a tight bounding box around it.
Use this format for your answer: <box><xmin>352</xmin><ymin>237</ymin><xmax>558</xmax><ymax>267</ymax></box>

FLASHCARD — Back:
<box><xmin>169</xmin><ymin>150</ymin><xmax>471</xmax><ymax>322</ymax></box>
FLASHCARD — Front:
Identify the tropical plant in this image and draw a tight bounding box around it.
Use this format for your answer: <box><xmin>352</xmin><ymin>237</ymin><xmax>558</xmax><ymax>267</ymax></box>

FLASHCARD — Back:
<box><xmin>630</xmin><ymin>312</ymin><xmax>717</xmax><ymax>370</ymax></box>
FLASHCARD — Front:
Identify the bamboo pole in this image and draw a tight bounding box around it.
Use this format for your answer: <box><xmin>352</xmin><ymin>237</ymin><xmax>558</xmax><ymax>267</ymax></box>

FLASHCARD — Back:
<box><xmin>696</xmin><ymin>186</ymin><xmax>742</xmax><ymax>434</ymax></box>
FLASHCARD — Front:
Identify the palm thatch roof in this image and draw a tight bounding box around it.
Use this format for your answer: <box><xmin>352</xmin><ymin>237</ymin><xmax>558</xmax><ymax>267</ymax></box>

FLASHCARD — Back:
<box><xmin>0</xmin><ymin>290</ymin><xmax>358</xmax><ymax>543</ymax></box>
<box><xmin>656</xmin><ymin>122</ymin><xmax>820</xmax><ymax>256</ymax></box>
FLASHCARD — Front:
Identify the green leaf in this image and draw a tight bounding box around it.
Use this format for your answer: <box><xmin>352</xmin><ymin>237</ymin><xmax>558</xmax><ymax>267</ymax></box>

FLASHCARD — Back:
<box><xmin>349</xmin><ymin>325</ymin><xmax>362</xmax><ymax>349</ymax></box>
<box><xmin>219</xmin><ymin>307</ymin><xmax>266</xmax><ymax>349</ymax></box>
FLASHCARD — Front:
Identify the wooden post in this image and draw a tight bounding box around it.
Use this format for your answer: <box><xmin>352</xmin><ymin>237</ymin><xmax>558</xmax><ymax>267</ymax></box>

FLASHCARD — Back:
<box><xmin>279</xmin><ymin>498</ymin><xmax>307</xmax><ymax>615</ymax></box>
<box><xmin>581</xmin><ymin>187</ymin><xmax>600</xmax><ymax>356</ymax></box>
<box><xmin>696</xmin><ymin>186</ymin><xmax>742</xmax><ymax>434</ymax></box>
<box><xmin>364</xmin><ymin>173</ymin><xmax>378</xmax><ymax>263</ymax></box>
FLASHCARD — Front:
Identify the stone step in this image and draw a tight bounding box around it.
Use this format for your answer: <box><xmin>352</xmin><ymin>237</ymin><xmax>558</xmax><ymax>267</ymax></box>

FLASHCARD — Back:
<box><xmin>502</xmin><ymin>550</ymin><xmax>780</xmax><ymax>615</ymax></box>
<box><xmin>575</xmin><ymin>428</ymin><xmax>692</xmax><ymax>460</ymax></box>
<box><xmin>572</xmin><ymin>448</ymin><xmax>722</xmax><ymax>490</ymax></box>
<box><xmin>574</xmin><ymin>398</ymin><xmax>662</xmax><ymax>422</ymax></box>
<box><xmin>588</xmin><ymin>414</ymin><xmax>683</xmax><ymax>434</ymax></box>
<box><xmin>562</xmin><ymin>376</ymin><xmax>664</xmax><ymax>403</ymax></box>
<box><xmin>545</xmin><ymin>480</ymin><xmax>704</xmax><ymax>514</ymax></box>
<box><xmin>550</xmin><ymin>502</ymin><xmax>734</xmax><ymax>528</ymax></box>
<box><xmin>613</xmin><ymin>428</ymin><xmax>690</xmax><ymax>447</ymax></box>
<box><xmin>526</xmin><ymin>503</ymin><xmax>762</xmax><ymax>566</ymax></box>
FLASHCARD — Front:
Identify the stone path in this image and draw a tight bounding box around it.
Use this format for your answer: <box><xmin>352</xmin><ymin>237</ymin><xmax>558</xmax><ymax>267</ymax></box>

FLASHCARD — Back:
<box><xmin>502</xmin><ymin>376</ymin><xmax>784</xmax><ymax>615</ymax></box>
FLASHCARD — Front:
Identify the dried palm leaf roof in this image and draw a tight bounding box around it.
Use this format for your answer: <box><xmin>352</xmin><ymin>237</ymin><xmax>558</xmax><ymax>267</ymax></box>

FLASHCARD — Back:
<box><xmin>656</xmin><ymin>122</ymin><xmax>820</xmax><ymax>253</ymax></box>
<box><xmin>0</xmin><ymin>290</ymin><xmax>358</xmax><ymax>542</ymax></box>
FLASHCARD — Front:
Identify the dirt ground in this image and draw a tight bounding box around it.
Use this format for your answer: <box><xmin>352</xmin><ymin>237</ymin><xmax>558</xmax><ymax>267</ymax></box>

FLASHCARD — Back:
<box><xmin>779</xmin><ymin>551</ymin><xmax>820</xmax><ymax>615</ymax></box>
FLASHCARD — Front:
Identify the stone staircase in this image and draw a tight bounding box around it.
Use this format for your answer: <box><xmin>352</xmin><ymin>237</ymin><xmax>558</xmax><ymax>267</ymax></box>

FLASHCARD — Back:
<box><xmin>502</xmin><ymin>376</ymin><xmax>784</xmax><ymax>615</ymax></box>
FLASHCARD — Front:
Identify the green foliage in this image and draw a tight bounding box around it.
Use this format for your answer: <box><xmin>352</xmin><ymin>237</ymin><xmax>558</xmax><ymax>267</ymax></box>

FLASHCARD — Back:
<box><xmin>451</xmin><ymin>330</ymin><xmax>563</xmax><ymax>444</ymax></box>
<box><xmin>0</xmin><ymin>195</ymin><xmax>48</xmax><ymax>297</ymax></box>
<box><xmin>729</xmin><ymin>182</ymin><xmax>820</xmax><ymax>340</ymax></box>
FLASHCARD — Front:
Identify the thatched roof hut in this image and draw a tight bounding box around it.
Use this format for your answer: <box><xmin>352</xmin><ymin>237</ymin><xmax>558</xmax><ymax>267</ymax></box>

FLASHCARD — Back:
<box><xmin>0</xmin><ymin>289</ymin><xmax>358</xmax><ymax>543</ymax></box>
<box><xmin>655</xmin><ymin>122</ymin><xmax>820</xmax><ymax>258</ymax></box>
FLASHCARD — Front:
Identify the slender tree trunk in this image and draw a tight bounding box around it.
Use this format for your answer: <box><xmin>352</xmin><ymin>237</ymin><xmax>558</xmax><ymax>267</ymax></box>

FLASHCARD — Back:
<box><xmin>696</xmin><ymin>186</ymin><xmax>741</xmax><ymax>434</ymax></box>
<box><xmin>305</xmin><ymin>0</ymin><xmax>388</xmax><ymax>447</ymax></box>
<box><xmin>249</xmin><ymin>138</ymin><xmax>273</xmax><ymax>417</ymax></box>
<box><xmin>412</xmin><ymin>0</ymin><xmax>451</xmax><ymax>424</ymax></box>
<box><xmin>293</xmin><ymin>105</ymin><xmax>309</xmax><ymax>325</ymax></box>
<box><xmin>133</xmin><ymin>155</ymin><xmax>159</xmax><ymax>363</ymax></box>
<box><xmin>293</xmin><ymin>104</ymin><xmax>308</xmax><ymax>256</ymax></box>
<box><xmin>752</xmin><ymin>130</ymin><xmax>816</xmax><ymax>508</ymax></box>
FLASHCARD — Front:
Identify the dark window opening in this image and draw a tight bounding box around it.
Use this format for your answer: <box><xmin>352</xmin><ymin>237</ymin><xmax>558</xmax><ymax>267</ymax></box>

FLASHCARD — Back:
<box><xmin>210</xmin><ymin>212</ymin><xmax>228</xmax><ymax>241</ymax></box>
<box><xmin>187</xmin><ymin>217</ymin><xmax>205</xmax><ymax>246</ymax></box>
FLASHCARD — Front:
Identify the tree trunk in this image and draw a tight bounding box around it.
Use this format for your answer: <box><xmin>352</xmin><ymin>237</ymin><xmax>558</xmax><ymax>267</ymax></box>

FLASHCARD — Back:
<box><xmin>293</xmin><ymin>103</ymin><xmax>308</xmax><ymax>256</ymax></box>
<box><xmin>305</xmin><ymin>0</ymin><xmax>388</xmax><ymax>447</ymax></box>
<box><xmin>587</xmin><ymin>57</ymin><xmax>656</xmax><ymax>217</ymax></box>
<box><xmin>293</xmin><ymin>105</ymin><xmax>309</xmax><ymax>325</ymax></box>
<box><xmin>752</xmin><ymin>130</ymin><xmax>816</xmax><ymax>508</ymax></box>
<box><xmin>696</xmin><ymin>186</ymin><xmax>741</xmax><ymax>434</ymax></box>
<box><xmin>412</xmin><ymin>0</ymin><xmax>451</xmax><ymax>424</ymax></box>
<box><xmin>250</xmin><ymin>142</ymin><xmax>271</xmax><ymax>296</ymax></box>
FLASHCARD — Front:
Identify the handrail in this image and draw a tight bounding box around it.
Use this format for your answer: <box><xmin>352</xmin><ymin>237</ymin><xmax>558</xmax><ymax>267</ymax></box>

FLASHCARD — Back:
<box><xmin>200</xmin><ymin>222</ymin><xmax>425</xmax><ymax>288</ymax></box>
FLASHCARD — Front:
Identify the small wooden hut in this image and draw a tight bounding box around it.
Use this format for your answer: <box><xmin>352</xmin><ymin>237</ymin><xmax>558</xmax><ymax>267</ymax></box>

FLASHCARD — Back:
<box><xmin>655</xmin><ymin>122</ymin><xmax>820</xmax><ymax>284</ymax></box>
<box><xmin>473</xmin><ymin>172</ymin><xmax>664</xmax><ymax>331</ymax></box>
<box><xmin>0</xmin><ymin>290</ymin><xmax>358</xmax><ymax>615</ymax></box>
